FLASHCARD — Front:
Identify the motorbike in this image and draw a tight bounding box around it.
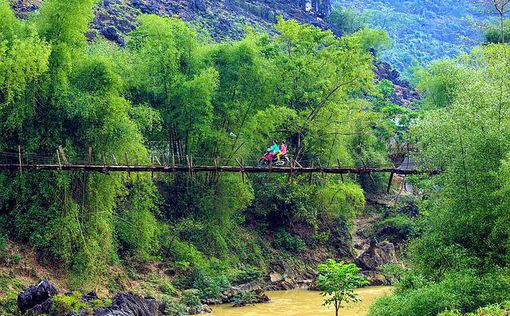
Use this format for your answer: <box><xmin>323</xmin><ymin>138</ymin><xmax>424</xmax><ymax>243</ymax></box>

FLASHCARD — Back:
<box><xmin>258</xmin><ymin>151</ymin><xmax>290</xmax><ymax>167</ymax></box>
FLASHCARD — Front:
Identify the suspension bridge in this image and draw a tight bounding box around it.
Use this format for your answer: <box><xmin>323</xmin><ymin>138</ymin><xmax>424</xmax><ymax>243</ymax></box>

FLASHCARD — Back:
<box><xmin>0</xmin><ymin>147</ymin><xmax>438</xmax><ymax>176</ymax></box>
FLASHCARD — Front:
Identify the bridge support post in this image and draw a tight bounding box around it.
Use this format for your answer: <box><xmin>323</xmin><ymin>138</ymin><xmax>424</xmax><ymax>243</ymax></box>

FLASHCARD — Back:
<box><xmin>309</xmin><ymin>161</ymin><xmax>314</xmax><ymax>185</ymax></box>
<box><xmin>150</xmin><ymin>154</ymin><xmax>154</xmax><ymax>179</ymax></box>
<box><xmin>214</xmin><ymin>158</ymin><xmax>220</xmax><ymax>183</ymax></box>
<box><xmin>337</xmin><ymin>159</ymin><xmax>344</xmax><ymax>182</ymax></box>
<box><xmin>387</xmin><ymin>172</ymin><xmax>394</xmax><ymax>193</ymax></box>
<box><xmin>288</xmin><ymin>158</ymin><xmax>294</xmax><ymax>183</ymax></box>
<box><xmin>236</xmin><ymin>158</ymin><xmax>245</xmax><ymax>183</ymax></box>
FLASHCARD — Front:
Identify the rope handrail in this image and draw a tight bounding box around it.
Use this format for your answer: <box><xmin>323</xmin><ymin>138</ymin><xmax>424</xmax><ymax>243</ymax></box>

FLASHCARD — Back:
<box><xmin>0</xmin><ymin>149</ymin><xmax>437</xmax><ymax>175</ymax></box>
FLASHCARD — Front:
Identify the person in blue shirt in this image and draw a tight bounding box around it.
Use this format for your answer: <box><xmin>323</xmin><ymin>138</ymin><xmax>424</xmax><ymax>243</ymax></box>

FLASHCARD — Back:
<box><xmin>267</xmin><ymin>139</ymin><xmax>280</xmax><ymax>160</ymax></box>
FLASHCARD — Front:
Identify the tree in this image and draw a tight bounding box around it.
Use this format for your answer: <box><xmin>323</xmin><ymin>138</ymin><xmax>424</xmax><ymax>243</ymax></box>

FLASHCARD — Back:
<box><xmin>327</xmin><ymin>6</ymin><xmax>366</xmax><ymax>35</ymax></box>
<box><xmin>316</xmin><ymin>259</ymin><xmax>369</xmax><ymax>316</ymax></box>
<box><xmin>485</xmin><ymin>19</ymin><xmax>510</xmax><ymax>43</ymax></box>
<box><xmin>476</xmin><ymin>0</ymin><xmax>510</xmax><ymax>43</ymax></box>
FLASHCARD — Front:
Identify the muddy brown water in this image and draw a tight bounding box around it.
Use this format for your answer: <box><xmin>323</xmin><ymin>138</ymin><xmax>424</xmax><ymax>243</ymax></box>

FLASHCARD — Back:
<box><xmin>211</xmin><ymin>286</ymin><xmax>392</xmax><ymax>316</ymax></box>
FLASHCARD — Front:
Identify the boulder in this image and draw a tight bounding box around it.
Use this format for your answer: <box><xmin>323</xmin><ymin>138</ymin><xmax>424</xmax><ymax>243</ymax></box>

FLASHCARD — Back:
<box><xmin>357</xmin><ymin>240</ymin><xmax>398</xmax><ymax>271</ymax></box>
<box><xmin>94</xmin><ymin>292</ymin><xmax>162</xmax><ymax>316</ymax></box>
<box><xmin>188</xmin><ymin>304</ymin><xmax>212</xmax><ymax>315</ymax></box>
<box><xmin>17</xmin><ymin>280</ymin><xmax>58</xmax><ymax>313</ymax></box>
<box><xmin>81</xmin><ymin>291</ymin><xmax>99</xmax><ymax>303</ymax></box>
<box><xmin>269</xmin><ymin>272</ymin><xmax>284</xmax><ymax>283</ymax></box>
<box><xmin>362</xmin><ymin>271</ymin><xmax>387</xmax><ymax>286</ymax></box>
<box><xmin>192</xmin><ymin>0</ymin><xmax>206</xmax><ymax>11</ymax></box>
<box><xmin>231</xmin><ymin>289</ymin><xmax>270</xmax><ymax>307</ymax></box>
<box><xmin>27</xmin><ymin>298</ymin><xmax>53</xmax><ymax>316</ymax></box>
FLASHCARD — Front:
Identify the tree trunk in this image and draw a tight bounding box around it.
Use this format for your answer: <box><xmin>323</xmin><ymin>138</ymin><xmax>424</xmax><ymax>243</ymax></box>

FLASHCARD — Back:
<box><xmin>500</xmin><ymin>13</ymin><xmax>505</xmax><ymax>43</ymax></box>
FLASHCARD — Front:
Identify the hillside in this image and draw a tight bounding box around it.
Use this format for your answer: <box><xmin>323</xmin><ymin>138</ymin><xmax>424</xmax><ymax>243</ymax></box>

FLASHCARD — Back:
<box><xmin>333</xmin><ymin>0</ymin><xmax>486</xmax><ymax>75</ymax></box>
<box><xmin>13</xmin><ymin>0</ymin><xmax>332</xmax><ymax>43</ymax></box>
<box><xmin>13</xmin><ymin>0</ymin><xmax>489</xmax><ymax>75</ymax></box>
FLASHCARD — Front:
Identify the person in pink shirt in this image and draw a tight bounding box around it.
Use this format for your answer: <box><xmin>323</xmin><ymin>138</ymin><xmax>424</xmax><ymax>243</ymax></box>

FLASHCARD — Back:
<box><xmin>277</xmin><ymin>140</ymin><xmax>287</xmax><ymax>161</ymax></box>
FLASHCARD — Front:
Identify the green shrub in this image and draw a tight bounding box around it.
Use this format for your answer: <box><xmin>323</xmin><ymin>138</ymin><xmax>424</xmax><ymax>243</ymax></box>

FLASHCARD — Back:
<box><xmin>231</xmin><ymin>266</ymin><xmax>264</xmax><ymax>284</ymax></box>
<box><xmin>180</xmin><ymin>289</ymin><xmax>202</xmax><ymax>310</ymax></box>
<box><xmin>0</xmin><ymin>235</ymin><xmax>8</xmax><ymax>260</ymax></box>
<box><xmin>232</xmin><ymin>290</ymin><xmax>257</xmax><ymax>306</ymax></box>
<box><xmin>190</xmin><ymin>270</ymin><xmax>230</xmax><ymax>299</ymax></box>
<box><xmin>273</xmin><ymin>229</ymin><xmax>305</xmax><ymax>253</ymax></box>
<box><xmin>440</xmin><ymin>301</ymin><xmax>510</xmax><ymax>316</ymax></box>
<box><xmin>379</xmin><ymin>263</ymin><xmax>405</xmax><ymax>285</ymax></box>
<box><xmin>51</xmin><ymin>293</ymin><xmax>88</xmax><ymax>316</ymax></box>
<box><xmin>376</xmin><ymin>215</ymin><xmax>416</xmax><ymax>240</ymax></box>
<box><xmin>307</xmin><ymin>231</ymin><xmax>330</xmax><ymax>248</ymax></box>
<box><xmin>158</xmin><ymin>280</ymin><xmax>178</xmax><ymax>296</ymax></box>
<box><xmin>10</xmin><ymin>254</ymin><xmax>20</xmax><ymax>265</ymax></box>
<box><xmin>163</xmin><ymin>301</ymin><xmax>187</xmax><ymax>316</ymax></box>
<box><xmin>438</xmin><ymin>311</ymin><xmax>462</xmax><ymax>316</ymax></box>
<box><xmin>468</xmin><ymin>301</ymin><xmax>510</xmax><ymax>316</ymax></box>
<box><xmin>89</xmin><ymin>298</ymin><xmax>112</xmax><ymax>309</ymax></box>
<box><xmin>368</xmin><ymin>271</ymin><xmax>510</xmax><ymax>316</ymax></box>
<box><xmin>0</xmin><ymin>273</ymin><xmax>24</xmax><ymax>315</ymax></box>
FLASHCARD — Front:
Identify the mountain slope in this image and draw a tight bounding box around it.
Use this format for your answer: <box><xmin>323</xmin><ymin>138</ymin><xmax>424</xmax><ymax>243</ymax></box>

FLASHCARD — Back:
<box><xmin>13</xmin><ymin>0</ymin><xmax>332</xmax><ymax>43</ymax></box>
<box><xmin>333</xmin><ymin>0</ymin><xmax>486</xmax><ymax>75</ymax></box>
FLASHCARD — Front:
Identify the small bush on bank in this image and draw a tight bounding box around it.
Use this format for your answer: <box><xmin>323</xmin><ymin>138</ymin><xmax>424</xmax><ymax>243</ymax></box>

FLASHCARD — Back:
<box><xmin>163</xmin><ymin>301</ymin><xmax>187</xmax><ymax>316</ymax></box>
<box><xmin>439</xmin><ymin>301</ymin><xmax>510</xmax><ymax>316</ymax></box>
<box><xmin>191</xmin><ymin>271</ymin><xmax>230</xmax><ymax>299</ymax></box>
<box><xmin>232</xmin><ymin>290</ymin><xmax>257</xmax><ymax>306</ymax></box>
<box><xmin>273</xmin><ymin>229</ymin><xmax>305</xmax><ymax>253</ymax></box>
<box><xmin>180</xmin><ymin>289</ymin><xmax>202</xmax><ymax>310</ymax></box>
<box><xmin>0</xmin><ymin>273</ymin><xmax>24</xmax><ymax>315</ymax></box>
<box><xmin>0</xmin><ymin>235</ymin><xmax>8</xmax><ymax>261</ymax></box>
<box><xmin>376</xmin><ymin>214</ymin><xmax>416</xmax><ymax>241</ymax></box>
<box><xmin>368</xmin><ymin>270</ymin><xmax>510</xmax><ymax>316</ymax></box>
<box><xmin>51</xmin><ymin>293</ymin><xmax>87</xmax><ymax>316</ymax></box>
<box><xmin>307</xmin><ymin>231</ymin><xmax>331</xmax><ymax>248</ymax></box>
<box><xmin>230</xmin><ymin>266</ymin><xmax>264</xmax><ymax>284</ymax></box>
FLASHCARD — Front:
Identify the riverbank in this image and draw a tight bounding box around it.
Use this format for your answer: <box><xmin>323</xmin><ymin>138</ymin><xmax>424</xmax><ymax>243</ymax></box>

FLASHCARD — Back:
<box><xmin>212</xmin><ymin>286</ymin><xmax>392</xmax><ymax>316</ymax></box>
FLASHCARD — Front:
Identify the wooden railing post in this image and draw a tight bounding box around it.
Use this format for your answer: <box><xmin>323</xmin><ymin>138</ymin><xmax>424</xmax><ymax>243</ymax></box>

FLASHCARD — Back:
<box><xmin>18</xmin><ymin>146</ymin><xmax>22</xmax><ymax>176</ymax></box>
<box><xmin>56</xmin><ymin>149</ymin><xmax>62</xmax><ymax>170</ymax></box>
<box><xmin>124</xmin><ymin>152</ymin><xmax>131</xmax><ymax>180</ymax></box>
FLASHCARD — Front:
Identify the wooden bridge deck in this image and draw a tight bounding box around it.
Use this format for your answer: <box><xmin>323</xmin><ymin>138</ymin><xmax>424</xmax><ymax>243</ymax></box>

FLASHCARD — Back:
<box><xmin>0</xmin><ymin>163</ymin><xmax>436</xmax><ymax>175</ymax></box>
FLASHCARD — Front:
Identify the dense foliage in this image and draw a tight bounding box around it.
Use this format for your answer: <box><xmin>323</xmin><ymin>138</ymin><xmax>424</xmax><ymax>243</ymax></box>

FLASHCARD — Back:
<box><xmin>0</xmin><ymin>0</ymin><xmax>397</xmax><ymax>298</ymax></box>
<box><xmin>369</xmin><ymin>44</ymin><xmax>510</xmax><ymax>316</ymax></box>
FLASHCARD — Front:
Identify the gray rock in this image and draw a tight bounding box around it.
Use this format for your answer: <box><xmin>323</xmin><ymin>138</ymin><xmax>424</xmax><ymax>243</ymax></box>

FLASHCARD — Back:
<box><xmin>357</xmin><ymin>240</ymin><xmax>398</xmax><ymax>271</ymax></box>
<box><xmin>94</xmin><ymin>292</ymin><xmax>162</xmax><ymax>316</ymax></box>
<box><xmin>17</xmin><ymin>280</ymin><xmax>58</xmax><ymax>313</ymax></box>
<box><xmin>192</xmin><ymin>0</ymin><xmax>206</xmax><ymax>11</ymax></box>
<box><xmin>27</xmin><ymin>298</ymin><xmax>52</xmax><ymax>316</ymax></box>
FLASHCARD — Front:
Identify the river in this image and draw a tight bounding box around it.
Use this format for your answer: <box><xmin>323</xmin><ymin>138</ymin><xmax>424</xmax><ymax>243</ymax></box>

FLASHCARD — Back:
<box><xmin>211</xmin><ymin>286</ymin><xmax>392</xmax><ymax>316</ymax></box>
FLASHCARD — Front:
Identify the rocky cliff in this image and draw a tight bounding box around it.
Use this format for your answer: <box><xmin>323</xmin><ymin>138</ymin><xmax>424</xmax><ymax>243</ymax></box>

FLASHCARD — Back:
<box><xmin>13</xmin><ymin>0</ymin><xmax>332</xmax><ymax>43</ymax></box>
